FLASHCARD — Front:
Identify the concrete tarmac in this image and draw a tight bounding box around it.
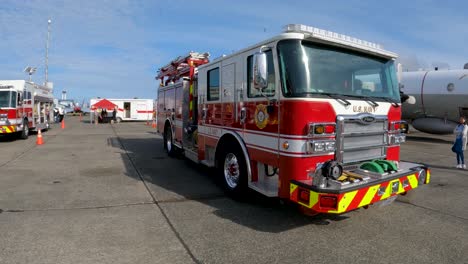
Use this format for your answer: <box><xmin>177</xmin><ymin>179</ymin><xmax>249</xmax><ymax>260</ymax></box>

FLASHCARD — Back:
<box><xmin>0</xmin><ymin>117</ymin><xmax>467</xmax><ymax>264</ymax></box>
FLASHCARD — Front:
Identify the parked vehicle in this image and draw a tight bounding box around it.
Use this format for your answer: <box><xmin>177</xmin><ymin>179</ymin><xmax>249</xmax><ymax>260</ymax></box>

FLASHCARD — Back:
<box><xmin>90</xmin><ymin>98</ymin><xmax>154</xmax><ymax>123</ymax></box>
<box><xmin>0</xmin><ymin>80</ymin><xmax>53</xmax><ymax>139</ymax></box>
<box><xmin>155</xmin><ymin>24</ymin><xmax>431</xmax><ymax>215</ymax></box>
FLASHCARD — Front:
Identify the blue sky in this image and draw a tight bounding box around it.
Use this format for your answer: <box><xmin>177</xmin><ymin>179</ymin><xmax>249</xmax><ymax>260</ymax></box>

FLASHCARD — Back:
<box><xmin>0</xmin><ymin>0</ymin><xmax>467</xmax><ymax>102</ymax></box>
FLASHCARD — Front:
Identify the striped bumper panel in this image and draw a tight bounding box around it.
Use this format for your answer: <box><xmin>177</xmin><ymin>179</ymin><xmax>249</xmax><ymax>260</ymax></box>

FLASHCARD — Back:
<box><xmin>290</xmin><ymin>170</ymin><xmax>430</xmax><ymax>214</ymax></box>
<box><xmin>0</xmin><ymin>126</ymin><xmax>16</xmax><ymax>133</ymax></box>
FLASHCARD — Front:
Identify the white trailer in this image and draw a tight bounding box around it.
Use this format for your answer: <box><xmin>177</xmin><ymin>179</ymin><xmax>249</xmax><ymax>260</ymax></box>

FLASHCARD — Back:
<box><xmin>90</xmin><ymin>98</ymin><xmax>154</xmax><ymax>122</ymax></box>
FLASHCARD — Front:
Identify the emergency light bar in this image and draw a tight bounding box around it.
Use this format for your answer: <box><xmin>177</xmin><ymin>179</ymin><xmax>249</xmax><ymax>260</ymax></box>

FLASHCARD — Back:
<box><xmin>283</xmin><ymin>24</ymin><xmax>397</xmax><ymax>58</ymax></box>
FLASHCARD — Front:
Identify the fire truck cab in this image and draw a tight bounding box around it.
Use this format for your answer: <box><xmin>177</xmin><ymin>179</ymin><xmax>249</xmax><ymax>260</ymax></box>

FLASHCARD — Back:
<box><xmin>0</xmin><ymin>80</ymin><xmax>54</xmax><ymax>139</ymax></box>
<box><xmin>156</xmin><ymin>24</ymin><xmax>430</xmax><ymax>215</ymax></box>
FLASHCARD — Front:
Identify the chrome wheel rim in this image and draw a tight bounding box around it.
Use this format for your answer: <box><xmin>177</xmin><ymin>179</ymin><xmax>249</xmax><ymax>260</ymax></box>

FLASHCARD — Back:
<box><xmin>166</xmin><ymin>130</ymin><xmax>172</xmax><ymax>152</ymax></box>
<box><xmin>24</xmin><ymin>123</ymin><xmax>28</xmax><ymax>136</ymax></box>
<box><xmin>224</xmin><ymin>153</ymin><xmax>240</xmax><ymax>189</ymax></box>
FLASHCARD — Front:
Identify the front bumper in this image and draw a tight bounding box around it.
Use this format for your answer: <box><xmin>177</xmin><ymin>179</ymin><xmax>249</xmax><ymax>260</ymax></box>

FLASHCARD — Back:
<box><xmin>0</xmin><ymin>125</ymin><xmax>16</xmax><ymax>134</ymax></box>
<box><xmin>290</xmin><ymin>162</ymin><xmax>430</xmax><ymax>214</ymax></box>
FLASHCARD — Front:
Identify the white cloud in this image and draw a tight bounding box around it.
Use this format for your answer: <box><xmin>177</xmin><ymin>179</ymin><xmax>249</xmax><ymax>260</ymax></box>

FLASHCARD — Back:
<box><xmin>0</xmin><ymin>0</ymin><xmax>466</xmax><ymax>102</ymax></box>
<box><xmin>0</xmin><ymin>0</ymin><xmax>163</xmax><ymax>99</ymax></box>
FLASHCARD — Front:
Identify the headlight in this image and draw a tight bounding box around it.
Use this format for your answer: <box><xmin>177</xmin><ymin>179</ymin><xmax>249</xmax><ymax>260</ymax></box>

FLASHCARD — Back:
<box><xmin>309</xmin><ymin>140</ymin><xmax>336</xmax><ymax>153</ymax></box>
<box><xmin>314</xmin><ymin>142</ymin><xmax>325</xmax><ymax>152</ymax></box>
<box><xmin>325</xmin><ymin>141</ymin><xmax>335</xmax><ymax>151</ymax></box>
<box><xmin>389</xmin><ymin>134</ymin><xmax>406</xmax><ymax>145</ymax></box>
<box><xmin>399</xmin><ymin>135</ymin><xmax>406</xmax><ymax>143</ymax></box>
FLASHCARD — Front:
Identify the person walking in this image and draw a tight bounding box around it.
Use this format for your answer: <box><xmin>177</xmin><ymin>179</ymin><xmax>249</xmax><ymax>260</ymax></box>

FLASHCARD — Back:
<box><xmin>452</xmin><ymin>116</ymin><xmax>468</xmax><ymax>169</ymax></box>
<box><xmin>112</xmin><ymin>107</ymin><xmax>117</xmax><ymax>122</ymax></box>
<box><xmin>93</xmin><ymin>109</ymin><xmax>98</xmax><ymax>124</ymax></box>
<box><xmin>58</xmin><ymin>106</ymin><xmax>64</xmax><ymax>123</ymax></box>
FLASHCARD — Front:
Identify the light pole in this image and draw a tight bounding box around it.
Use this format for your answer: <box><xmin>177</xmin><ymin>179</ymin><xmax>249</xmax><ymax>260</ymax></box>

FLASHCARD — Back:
<box><xmin>24</xmin><ymin>66</ymin><xmax>37</xmax><ymax>82</ymax></box>
<box><xmin>45</xmin><ymin>18</ymin><xmax>51</xmax><ymax>86</ymax></box>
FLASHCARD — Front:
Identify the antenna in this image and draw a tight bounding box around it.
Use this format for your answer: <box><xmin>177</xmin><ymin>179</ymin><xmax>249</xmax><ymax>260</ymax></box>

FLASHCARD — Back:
<box><xmin>45</xmin><ymin>18</ymin><xmax>52</xmax><ymax>86</ymax></box>
<box><xmin>23</xmin><ymin>66</ymin><xmax>37</xmax><ymax>81</ymax></box>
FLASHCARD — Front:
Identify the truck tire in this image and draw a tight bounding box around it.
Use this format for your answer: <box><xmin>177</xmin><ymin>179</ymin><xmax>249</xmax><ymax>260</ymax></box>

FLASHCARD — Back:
<box><xmin>20</xmin><ymin>120</ymin><xmax>29</xmax><ymax>140</ymax></box>
<box><xmin>116</xmin><ymin>117</ymin><xmax>122</xmax><ymax>123</ymax></box>
<box><xmin>218</xmin><ymin>142</ymin><xmax>247</xmax><ymax>197</ymax></box>
<box><xmin>164</xmin><ymin>126</ymin><xmax>176</xmax><ymax>156</ymax></box>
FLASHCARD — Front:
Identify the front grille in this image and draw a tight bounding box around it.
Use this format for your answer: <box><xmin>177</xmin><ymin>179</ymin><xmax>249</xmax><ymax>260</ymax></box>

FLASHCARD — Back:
<box><xmin>342</xmin><ymin>120</ymin><xmax>386</xmax><ymax>134</ymax></box>
<box><xmin>336</xmin><ymin>114</ymin><xmax>388</xmax><ymax>164</ymax></box>
<box><xmin>343</xmin><ymin>134</ymin><xmax>386</xmax><ymax>149</ymax></box>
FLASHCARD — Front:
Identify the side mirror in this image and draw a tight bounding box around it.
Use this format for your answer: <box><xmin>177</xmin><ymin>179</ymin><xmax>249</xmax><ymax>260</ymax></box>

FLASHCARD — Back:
<box><xmin>397</xmin><ymin>63</ymin><xmax>402</xmax><ymax>83</ymax></box>
<box><xmin>406</xmin><ymin>95</ymin><xmax>416</xmax><ymax>104</ymax></box>
<box><xmin>253</xmin><ymin>52</ymin><xmax>268</xmax><ymax>90</ymax></box>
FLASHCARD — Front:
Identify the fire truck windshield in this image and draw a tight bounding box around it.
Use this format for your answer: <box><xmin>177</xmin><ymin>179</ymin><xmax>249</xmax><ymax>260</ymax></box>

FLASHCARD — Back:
<box><xmin>0</xmin><ymin>91</ymin><xmax>13</xmax><ymax>108</ymax></box>
<box><xmin>278</xmin><ymin>39</ymin><xmax>400</xmax><ymax>102</ymax></box>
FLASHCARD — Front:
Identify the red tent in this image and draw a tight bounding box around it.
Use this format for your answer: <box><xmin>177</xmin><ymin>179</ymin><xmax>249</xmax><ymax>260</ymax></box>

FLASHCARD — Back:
<box><xmin>90</xmin><ymin>99</ymin><xmax>117</xmax><ymax>111</ymax></box>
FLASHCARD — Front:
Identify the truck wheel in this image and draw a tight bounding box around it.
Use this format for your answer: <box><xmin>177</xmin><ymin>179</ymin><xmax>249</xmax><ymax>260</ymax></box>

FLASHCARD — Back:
<box><xmin>116</xmin><ymin>117</ymin><xmax>122</xmax><ymax>123</ymax></box>
<box><xmin>20</xmin><ymin>121</ymin><xmax>29</xmax><ymax>139</ymax></box>
<box><xmin>218</xmin><ymin>143</ymin><xmax>247</xmax><ymax>197</ymax></box>
<box><xmin>164</xmin><ymin>126</ymin><xmax>176</xmax><ymax>156</ymax></box>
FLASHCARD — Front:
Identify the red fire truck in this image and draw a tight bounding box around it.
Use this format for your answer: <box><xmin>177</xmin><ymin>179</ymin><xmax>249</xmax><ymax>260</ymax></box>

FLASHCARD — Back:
<box><xmin>156</xmin><ymin>24</ymin><xmax>430</xmax><ymax>215</ymax></box>
<box><xmin>0</xmin><ymin>80</ymin><xmax>54</xmax><ymax>139</ymax></box>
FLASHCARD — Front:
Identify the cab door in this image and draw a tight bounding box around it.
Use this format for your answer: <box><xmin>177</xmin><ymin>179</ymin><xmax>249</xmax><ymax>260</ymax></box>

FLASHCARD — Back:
<box><xmin>198</xmin><ymin>62</ymin><xmax>221</xmax><ymax>162</ymax></box>
<box><xmin>244</xmin><ymin>49</ymin><xmax>280</xmax><ymax>161</ymax></box>
<box><xmin>221</xmin><ymin>62</ymin><xmax>236</xmax><ymax>127</ymax></box>
<box><xmin>243</xmin><ymin>48</ymin><xmax>280</xmax><ymax>196</ymax></box>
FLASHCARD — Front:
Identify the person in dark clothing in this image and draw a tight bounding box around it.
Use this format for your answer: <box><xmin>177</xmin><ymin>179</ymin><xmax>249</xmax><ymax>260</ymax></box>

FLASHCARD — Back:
<box><xmin>452</xmin><ymin>116</ymin><xmax>468</xmax><ymax>169</ymax></box>
<box><xmin>112</xmin><ymin>107</ymin><xmax>117</xmax><ymax>122</ymax></box>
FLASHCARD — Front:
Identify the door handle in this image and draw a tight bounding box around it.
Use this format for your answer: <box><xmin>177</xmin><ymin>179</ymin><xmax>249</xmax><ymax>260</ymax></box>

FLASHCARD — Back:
<box><xmin>240</xmin><ymin>107</ymin><xmax>246</xmax><ymax>124</ymax></box>
<box><xmin>202</xmin><ymin>108</ymin><xmax>207</xmax><ymax>122</ymax></box>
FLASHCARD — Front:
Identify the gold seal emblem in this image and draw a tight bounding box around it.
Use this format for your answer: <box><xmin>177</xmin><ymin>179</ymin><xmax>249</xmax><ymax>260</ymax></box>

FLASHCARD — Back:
<box><xmin>255</xmin><ymin>104</ymin><xmax>269</xmax><ymax>129</ymax></box>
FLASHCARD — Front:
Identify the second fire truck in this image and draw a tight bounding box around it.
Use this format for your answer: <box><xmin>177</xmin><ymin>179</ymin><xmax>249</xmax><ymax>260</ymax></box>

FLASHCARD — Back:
<box><xmin>0</xmin><ymin>80</ymin><xmax>54</xmax><ymax>139</ymax></box>
<box><xmin>156</xmin><ymin>24</ymin><xmax>430</xmax><ymax>215</ymax></box>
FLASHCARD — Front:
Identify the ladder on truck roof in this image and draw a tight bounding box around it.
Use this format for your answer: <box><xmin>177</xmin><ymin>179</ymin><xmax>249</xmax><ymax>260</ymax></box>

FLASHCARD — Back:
<box><xmin>155</xmin><ymin>51</ymin><xmax>210</xmax><ymax>85</ymax></box>
<box><xmin>156</xmin><ymin>52</ymin><xmax>210</xmax><ymax>121</ymax></box>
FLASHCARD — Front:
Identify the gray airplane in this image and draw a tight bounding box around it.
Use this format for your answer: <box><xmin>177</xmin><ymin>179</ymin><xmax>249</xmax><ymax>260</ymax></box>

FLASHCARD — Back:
<box><xmin>400</xmin><ymin>65</ymin><xmax>468</xmax><ymax>134</ymax></box>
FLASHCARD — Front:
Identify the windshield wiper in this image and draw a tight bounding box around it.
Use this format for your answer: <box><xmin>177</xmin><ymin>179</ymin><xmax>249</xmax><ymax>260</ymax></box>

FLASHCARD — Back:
<box><xmin>372</xmin><ymin>96</ymin><xmax>400</xmax><ymax>107</ymax></box>
<box><xmin>292</xmin><ymin>92</ymin><xmax>352</xmax><ymax>107</ymax></box>
<box><xmin>322</xmin><ymin>93</ymin><xmax>351</xmax><ymax>107</ymax></box>
<box><xmin>341</xmin><ymin>94</ymin><xmax>379</xmax><ymax>108</ymax></box>
<box><xmin>320</xmin><ymin>93</ymin><xmax>351</xmax><ymax>107</ymax></box>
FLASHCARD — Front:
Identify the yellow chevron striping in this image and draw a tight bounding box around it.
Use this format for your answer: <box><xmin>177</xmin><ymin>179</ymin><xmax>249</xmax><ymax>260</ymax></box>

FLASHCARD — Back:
<box><xmin>380</xmin><ymin>182</ymin><xmax>393</xmax><ymax>200</ymax></box>
<box><xmin>398</xmin><ymin>179</ymin><xmax>405</xmax><ymax>193</ymax></box>
<box><xmin>298</xmin><ymin>191</ymin><xmax>319</xmax><ymax>208</ymax></box>
<box><xmin>309</xmin><ymin>191</ymin><xmax>319</xmax><ymax>208</ymax></box>
<box><xmin>189</xmin><ymin>84</ymin><xmax>193</xmax><ymax>111</ymax></box>
<box><xmin>407</xmin><ymin>174</ymin><xmax>418</xmax><ymax>189</ymax></box>
<box><xmin>290</xmin><ymin>183</ymin><xmax>298</xmax><ymax>195</ymax></box>
<box><xmin>358</xmin><ymin>185</ymin><xmax>380</xmax><ymax>208</ymax></box>
<box><xmin>426</xmin><ymin>170</ymin><xmax>431</xmax><ymax>184</ymax></box>
<box><xmin>291</xmin><ymin>170</ymin><xmax>429</xmax><ymax>213</ymax></box>
<box><xmin>332</xmin><ymin>190</ymin><xmax>358</xmax><ymax>213</ymax></box>
<box><xmin>1</xmin><ymin>126</ymin><xmax>15</xmax><ymax>133</ymax></box>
